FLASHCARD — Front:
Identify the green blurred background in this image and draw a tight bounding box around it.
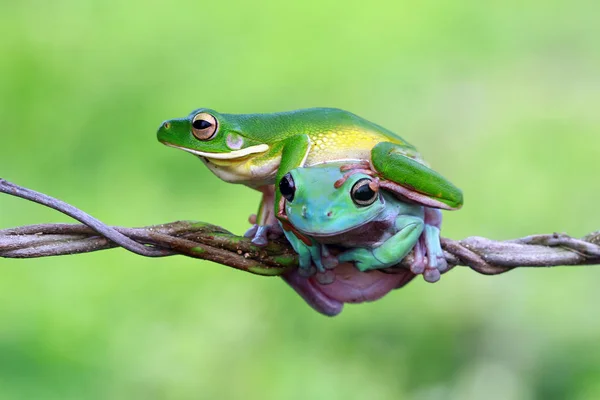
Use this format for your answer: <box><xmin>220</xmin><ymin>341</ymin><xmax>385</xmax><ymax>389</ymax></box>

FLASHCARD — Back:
<box><xmin>1</xmin><ymin>0</ymin><xmax>599</xmax><ymax>398</ymax></box>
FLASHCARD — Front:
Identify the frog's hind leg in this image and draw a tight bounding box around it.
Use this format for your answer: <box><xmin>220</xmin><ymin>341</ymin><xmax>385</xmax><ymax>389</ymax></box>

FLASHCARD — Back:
<box><xmin>244</xmin><ymin>185</ymin><xmax>283</xmax><ymax>246</ymax></box>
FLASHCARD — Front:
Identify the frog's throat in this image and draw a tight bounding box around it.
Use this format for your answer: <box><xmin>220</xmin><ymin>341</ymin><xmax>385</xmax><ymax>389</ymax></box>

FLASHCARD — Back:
<box><xmin>163</xmin><ymin>142</ymin><xmax>269</xmax><ymax>160</ymax></box>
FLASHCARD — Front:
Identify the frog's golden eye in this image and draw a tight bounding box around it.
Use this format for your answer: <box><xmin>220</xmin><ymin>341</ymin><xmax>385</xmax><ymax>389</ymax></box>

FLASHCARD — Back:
<box><xmin>351</xmin><ymin>178</ymin><xmax>378</xmax><ymax>207</ymax></box>
<box><xmin>191</xmin><ymin>112</ymin><xmax>218</xmax><ymax>140</ymax></box>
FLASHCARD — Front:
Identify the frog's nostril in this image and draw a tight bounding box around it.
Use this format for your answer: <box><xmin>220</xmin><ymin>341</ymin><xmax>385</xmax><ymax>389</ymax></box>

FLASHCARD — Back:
<box><xmin>326</xmin><ymin>211</ymin><xmax>332</xmax><ymax>217</ymax></box>
<box><xmin>163</xmin><ymin>121</ymin><xmax>171</xmax><ymax>130</ymax></box>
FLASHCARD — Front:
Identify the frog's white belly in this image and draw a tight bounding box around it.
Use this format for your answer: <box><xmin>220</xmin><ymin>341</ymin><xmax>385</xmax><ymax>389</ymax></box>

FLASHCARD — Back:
<box><xmin>200</xmin><ymin>156</ymin><xmax>281</xmax><ymax>188</ymax></box>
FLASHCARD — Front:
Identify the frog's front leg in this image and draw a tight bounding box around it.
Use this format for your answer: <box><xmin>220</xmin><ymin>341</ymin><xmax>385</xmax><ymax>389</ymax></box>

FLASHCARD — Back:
<box><xmin>338</xmin><ymin>215</ymin><xmax>424</xmax><ymax>272</ymax></box>
<box><xmin>244</xmin><ymin>185</ymin><xmax>283</xmax><ymax>246</ymax></box>
<box><xmin>248</xmin><ymin>135</ymin><xmax>311</xmax><ymax>247</ymax></box>
<box><xmin>411</xmin><ymin>208</ymin><xmax>447</xmax><ymax>283</ymax></box>
<box><xmin>280</xmin><ymin>223</ymin><xmax>326</xmax><ymax>276</ymax></box>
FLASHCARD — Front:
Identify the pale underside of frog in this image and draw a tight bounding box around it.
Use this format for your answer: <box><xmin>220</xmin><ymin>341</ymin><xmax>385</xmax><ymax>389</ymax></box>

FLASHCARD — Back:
<box><xmin>157</xmin><ymin>108</ymin><xmax>463</xmax><ymax>248</ymax></box>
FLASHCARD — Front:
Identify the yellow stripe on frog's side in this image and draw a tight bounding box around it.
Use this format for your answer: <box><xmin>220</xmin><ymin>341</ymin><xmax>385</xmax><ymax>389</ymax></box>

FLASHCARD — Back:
<box><xmin>304</xmin><ymin>128</ymin><xmax>420</xmax><ymax>166</ymax></box>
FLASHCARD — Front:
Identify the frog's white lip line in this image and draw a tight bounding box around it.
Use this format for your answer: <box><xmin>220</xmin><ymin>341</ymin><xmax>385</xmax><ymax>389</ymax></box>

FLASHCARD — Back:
<box><xmin>162</xmin><ymin>142</ymin><xmax>269</xmax><ymax>160</ymax></box>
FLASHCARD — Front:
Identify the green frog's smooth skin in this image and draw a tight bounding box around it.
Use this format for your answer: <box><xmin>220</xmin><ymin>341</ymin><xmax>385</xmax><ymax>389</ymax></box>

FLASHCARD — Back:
<box><xmin>157</xmin><ymin>108</ymin><xmax>463</xmax><ymax>246</ymax></box>
<box><xmin>278</xmin><ymin>164</ymin><xmax>447</xmax><ymax>285</ymax></box>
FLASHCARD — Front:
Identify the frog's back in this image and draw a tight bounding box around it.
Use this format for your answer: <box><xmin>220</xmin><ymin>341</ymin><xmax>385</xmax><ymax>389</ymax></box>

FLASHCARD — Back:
<box><xmin>228</xmin><ymin>108</ymin><xmax>420</xmax><ymax>166</ymax></box>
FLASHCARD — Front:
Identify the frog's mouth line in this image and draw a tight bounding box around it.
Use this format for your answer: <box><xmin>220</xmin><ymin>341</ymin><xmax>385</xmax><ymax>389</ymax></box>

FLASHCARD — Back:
<box><xmin>287</xmin><ymin>212</ymin><xmax>381</xmax><ymax>238</ymax></box>
<box><xmin>161</xmin><ymin>142</ymin><xmax>269</xmax><ymax>160</ymax></box>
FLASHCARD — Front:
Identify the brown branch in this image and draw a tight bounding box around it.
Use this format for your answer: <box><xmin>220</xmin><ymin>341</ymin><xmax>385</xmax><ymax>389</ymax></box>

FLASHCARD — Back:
<box><xmin>1</xmin><ymin>178</ymin><xmax>599</xmax><ymax>276</ymax></box>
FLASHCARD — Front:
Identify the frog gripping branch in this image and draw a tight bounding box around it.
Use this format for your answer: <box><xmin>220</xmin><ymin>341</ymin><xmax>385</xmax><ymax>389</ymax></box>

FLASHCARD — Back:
<box><xmin>277</xmin><ymin>164</ymin><xmax>448</xmax><ymax>284</ymax></box>
<box><xmin>155</xmin><ymin>107</ymin><xmax>467</xmax><ymax>314</ymax></box>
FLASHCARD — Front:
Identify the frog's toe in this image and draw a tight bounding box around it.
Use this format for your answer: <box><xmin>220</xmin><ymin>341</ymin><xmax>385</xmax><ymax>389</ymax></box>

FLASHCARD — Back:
<box><xmin>320</xmin><ymin>245</ymin><xmax>338</xmax><ymax>270</ymax></box>
<box><xmin>315</xmin><ymin>270</ymin><xmax>336</xmax><ymax>285</ymax></box>
<box><xmin>423</xmin><ymin>267</ymin><xmax>441</xmax><ymax>283</ymax></box>
<box><xmin>298</xmin><ymin>265</ymin><xmax>317</xmax><ymax>277</ymax></box>
<box><xmin>410</xmin><ymin>261</ymin><xmax>425</xmax><ymax>275</ymax></box>
<box><xmin>244</xmin><ymin>224</ymin><xmax>259</xmax><ymax>238</ymax></box>
<box><xmin>434</xmin><ymin>255</ymin><xmax>448</xmax><ymax>273</ymax></box>
<box><xmin>250</xmin><ymin>225</ymin><xmax>270</xmax><ymax>246</ymax></box>
<box><xmin>424</xmin><ymin>245</ymin><xmax>447</xmax><ymax>274</ymax></box>
<box><xmin>410</xmin><ymin>240</ymin><xmax>426</xmax><ymax>275</ymax></box>
<box><xmin>247</xmin><ymin>224</ymin><xmax>283</xmax><ymax>246</ymax></box>
<box><xmin>323</xmin><ymin>255</ymin><xmax>338</xmax><ymax>270</ymax></box>
<box><xmin>247</xmin><ymin>213</ymin><xmax>258</xmax><ymax>225</ymax></box>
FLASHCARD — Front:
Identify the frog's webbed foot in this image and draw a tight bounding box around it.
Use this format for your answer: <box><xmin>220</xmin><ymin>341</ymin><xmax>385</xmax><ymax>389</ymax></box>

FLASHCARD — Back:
<box><xmin>410</xmin><ymin>208</ymin><xmax>447</xmax><ymax>283</ymax></box>
<box><xmin>244</xmin><ymin>225</ymin><xmax>268</xmax><ymax>246</ymax></box>
<box><xmin>244</xmin><ymin>216</ymin><xmax>284</xmax><ymax>247</ymax></box>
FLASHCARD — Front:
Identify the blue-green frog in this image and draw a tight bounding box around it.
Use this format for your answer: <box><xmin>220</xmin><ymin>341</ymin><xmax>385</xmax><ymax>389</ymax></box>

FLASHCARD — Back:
<box><xmin>277</xmin><ymin>163</ymin><xmax>448</xmax><ymax>286</ymax></box>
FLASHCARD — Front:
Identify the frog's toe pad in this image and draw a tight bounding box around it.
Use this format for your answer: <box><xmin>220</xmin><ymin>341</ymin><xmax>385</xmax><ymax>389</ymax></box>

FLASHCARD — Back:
<box><xmin>410</xmin><ymin>259</ymin><xmax>426</xmax><ymax>275</ymax></box>
<box><xmin>423</xmin><ymin>267</ymin><xmax>441</xmax><ymax>283</ymax></box>
<box><xmin>323</xmin><ymin>254</ymin><xmax>339</xmax><ymax>270</ymax></box>
<box><xmin>244</xmin><ymin>224</ymin><xmax>259</xmax><ymax>238</ymax></box>
<box><xmin>250</xmin><ymin>225</ymin><xmax>270</xmax><ymax>246</ymax></box>
<box><xmin>298</xmin><ymin>265</ymin><xmax>317</xmax><ymax>277</ymax></box>
<box><xmin>246</xmin><ymin>224</ymin><xmax>283</xmax><ymax>246</ymax></box>
<box><xmin>434</xmin><ymin>256</ymin><xmax>448</xmax><ymax>273</ymax></box>
<box><xmin>315</xmin><ymin>270</ymin><xmax>336</xmax><ymax>285</ymax></box>
<box><xmin>410</xmin><ymin>241</ymin><xmax>426</xmax><ymax>274</ymax></box>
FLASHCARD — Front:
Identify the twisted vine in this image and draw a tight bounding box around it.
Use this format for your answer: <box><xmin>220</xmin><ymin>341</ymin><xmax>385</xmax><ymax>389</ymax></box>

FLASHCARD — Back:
<box><xmin>1</xmin><ymin>178</ymin><xmax>599</xmax><ymax>277</ymax></box>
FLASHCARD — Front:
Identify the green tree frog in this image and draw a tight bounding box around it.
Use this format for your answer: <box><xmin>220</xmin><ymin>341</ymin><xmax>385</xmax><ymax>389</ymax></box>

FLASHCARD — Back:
<box><xmin>277</xmin><ymin>163</ymin><xmax>447</xmax><ymax>284</ymax></box>
<box><xmin>157</xmin><ymin>108</ymin><xmax>463</xmax><ymax>246</ymax></box>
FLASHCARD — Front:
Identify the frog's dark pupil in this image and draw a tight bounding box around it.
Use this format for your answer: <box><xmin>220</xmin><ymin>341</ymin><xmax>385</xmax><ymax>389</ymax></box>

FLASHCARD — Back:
<box><xmin>279</xmin><ymin>174</ymin><xmax>295</xmax><ymax>202</ymax></box>
<box><xmin>354</xmin><ymin>184</ymin><xmax>375</xmax><ymax>201</ymax></box>
<box><xmin>351</xmin><ymin>179</ymin><xmax>377</xmax><ymax>206</ymax></box>
<box><xmin>193</xmin><ymin>119</ymin><xmax>212</xmax><ymax>130</ymax></box>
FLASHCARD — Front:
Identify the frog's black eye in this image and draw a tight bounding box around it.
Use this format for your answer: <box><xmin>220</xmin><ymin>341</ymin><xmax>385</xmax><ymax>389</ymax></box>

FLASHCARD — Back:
<box><xmin>191</xmin><ymin>112</ymin><xmax>218</xmax><ymax>140</ymax></box>
<box><xmin>279</xmin><ymin>173</ymin><xmax>295</xmax><ymax>202</ymax></box>
<box><xmin>351</xmin><ymin>178</ymin><xmax>378</xmax><ymax>206</ymax></box>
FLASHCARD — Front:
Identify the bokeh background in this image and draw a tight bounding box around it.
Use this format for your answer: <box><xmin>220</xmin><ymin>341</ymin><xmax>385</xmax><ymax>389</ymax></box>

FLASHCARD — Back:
<box><xmin>1</xmin><ymin>0</ymin><xmax>599</xmax><ymax>399</ymax></box>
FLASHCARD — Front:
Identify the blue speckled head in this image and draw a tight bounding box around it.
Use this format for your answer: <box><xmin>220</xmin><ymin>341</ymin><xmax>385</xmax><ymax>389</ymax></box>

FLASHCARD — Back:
<box><xmin>282</xmin><ymin>163</ymin><xmax>386</xmax><ymax>236</ymax></box>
